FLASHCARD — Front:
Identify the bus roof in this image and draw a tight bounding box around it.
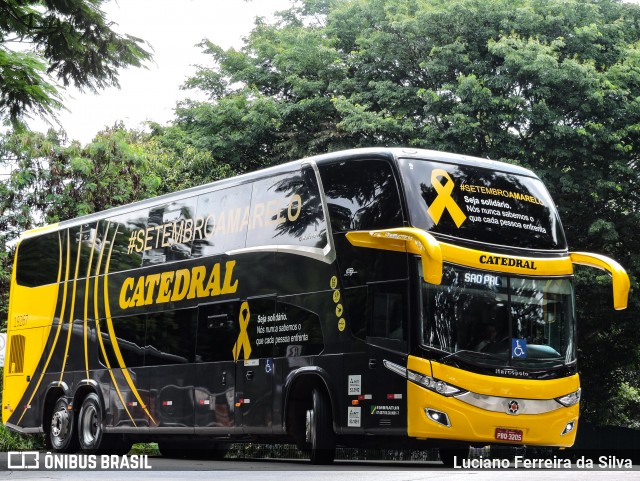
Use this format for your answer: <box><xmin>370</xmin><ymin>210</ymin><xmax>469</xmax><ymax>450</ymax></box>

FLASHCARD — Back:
<box><xmin>20</xmin><ymin>147</ymin><xmax>538</xmax><ymax>239</ymax></box>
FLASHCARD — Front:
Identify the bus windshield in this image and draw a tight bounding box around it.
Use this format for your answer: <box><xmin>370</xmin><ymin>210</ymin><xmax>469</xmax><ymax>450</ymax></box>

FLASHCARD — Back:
<box><xmin>399</xmin><ymin>157</ymin><xmax>567</xmax><ymax>250</ymax></box>
<box><xmin>420</xmin><ymin>264</ymin><xmax>576</xmax><ymax>369</ymax></box>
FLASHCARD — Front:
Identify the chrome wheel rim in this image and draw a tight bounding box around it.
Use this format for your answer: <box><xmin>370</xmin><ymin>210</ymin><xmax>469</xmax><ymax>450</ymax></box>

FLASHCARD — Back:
<box><xmin>81</xmin><ymin>404</ymin><xmax>99</xmax><ymax>447</ymax></box>
<box><xmin>51</xmin><ymin>408</ymin><xmax>69</xmax><ymax>443</ymax></box>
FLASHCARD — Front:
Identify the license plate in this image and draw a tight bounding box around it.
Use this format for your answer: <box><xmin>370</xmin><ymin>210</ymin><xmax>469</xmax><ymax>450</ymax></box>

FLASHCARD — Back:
<box><xmin>495</xmin><ymin>428</ymin><xmax>523</xmax><ymax>442</ymax></box>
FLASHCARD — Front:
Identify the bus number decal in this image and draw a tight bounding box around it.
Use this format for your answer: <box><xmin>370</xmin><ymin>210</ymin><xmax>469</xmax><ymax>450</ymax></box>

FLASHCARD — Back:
<box><xmin>12</xmin><ymin>315</ymin><xmax>28</xmax><ymax>328</ymax></box>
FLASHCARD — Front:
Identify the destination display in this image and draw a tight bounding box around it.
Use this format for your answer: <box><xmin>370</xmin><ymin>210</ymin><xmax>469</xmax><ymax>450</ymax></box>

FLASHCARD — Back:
<box><xmin>399</xmin><ymin>159</ymin><xmax>567</xmax><ymax>250</ymax></box>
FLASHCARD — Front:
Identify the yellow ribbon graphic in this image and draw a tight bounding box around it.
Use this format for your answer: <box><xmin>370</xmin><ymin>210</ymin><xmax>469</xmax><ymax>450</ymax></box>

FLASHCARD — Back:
<box><xmin>233</xmin><ymin>301</ymin><xmax>252</xmax><ymax>361</ymax></box>
<box><xmin>427</xmin><ymin>169</ymin><xmax>466</xmax><ymax>228</ymax></box>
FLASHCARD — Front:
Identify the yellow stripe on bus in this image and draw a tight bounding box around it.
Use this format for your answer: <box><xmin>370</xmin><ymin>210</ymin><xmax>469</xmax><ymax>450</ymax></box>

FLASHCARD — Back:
<box><xmin>83</xmin><ymin>224</ymin><xmax>98</xmax><ymax>381</ymax></box>
<box><xmin>59</xmin><ymin>225</ymin><xmax>83</xmax><ymax>384</ymax></box>
<box><xmin>92</xmin><ymin>223</ymin><xmax>136</xmax><ymax>427</ymax></box>
<box><xmin>103</xmin><ymin>227</ymin><xmax>157</xmax><ymax>426</ymax></box>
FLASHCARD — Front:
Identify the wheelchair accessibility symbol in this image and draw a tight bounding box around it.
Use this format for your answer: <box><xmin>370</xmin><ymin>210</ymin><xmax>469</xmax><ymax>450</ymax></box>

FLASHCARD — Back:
<box><xmin>512</xmin><ymin>339</ymin><xmax>527</xmax><ymax>358</ymax></box>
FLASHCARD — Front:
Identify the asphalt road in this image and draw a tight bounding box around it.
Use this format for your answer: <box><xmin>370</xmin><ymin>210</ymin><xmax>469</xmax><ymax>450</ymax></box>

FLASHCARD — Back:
<box><xmin>1</xmin><ymin>452</ymin><xmax>639</xmax><ymax>480</ymax></box>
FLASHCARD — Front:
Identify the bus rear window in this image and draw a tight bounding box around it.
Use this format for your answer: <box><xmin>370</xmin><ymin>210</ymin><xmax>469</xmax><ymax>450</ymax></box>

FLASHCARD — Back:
<box><xmin>399</xmin><ymin>159</ymin><xmax>567</xmax><ymax>250</ymax></box>
<box><xmin>16</xmin><ymin>233</ymin><xmax>61</xmax><ymax>287</ymax></box>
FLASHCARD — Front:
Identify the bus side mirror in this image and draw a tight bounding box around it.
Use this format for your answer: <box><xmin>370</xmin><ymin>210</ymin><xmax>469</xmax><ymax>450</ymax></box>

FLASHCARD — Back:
<box><xmin>345</xmin><ymin>228</ymin><xmax>443</xmax><ymax>285</ymax></box>
<box><xmin>569</xmin><ymin>252</ymin><xmax>630</xmax><ymax>310</ymax></box>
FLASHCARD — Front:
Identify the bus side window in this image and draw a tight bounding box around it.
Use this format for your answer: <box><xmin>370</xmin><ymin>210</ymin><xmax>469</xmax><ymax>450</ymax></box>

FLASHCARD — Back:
<box><xmin>192</xmin><ymin>183</ymin><xmax>251</xmax><ymax>257</ymax></box>
<box><xmin>318</xmin><ymin>159</ymin><xmax>404</xmax><ymax>233</ymax></box>
<box><xmin>107</xmin><ymin>211</ymin><xmax>146</xmax><ymax>273</ymax></box>
<box><xmin>196</xmin><ymin>302</ymin><xmax>239</xmax><ymax>363</ymax></box>
<box><xmin>145</xmin><ymin>308</ymin><xmax>197</xmax><ymax>366</ymax></box>
<box><xmin>99</xmin><ymin>314</ymin><xmax>146</xmax><ymax>368</ymax></box>
<box><xmin>273</xmin><ymin>301</ymin><xmax>324</xmax><ymax>357</ymax></box>
<box><xmin>367</xmin><ymin>281</ymin><xmax>408</xmax><ymax>345</ymax></box>
<box><xmin>246</xmin><ymin>170</ymin><xmax>327</xmax><ymax>249</ymax></box>
<box><xmin>15</xmin><ymin>232</ymin><xmax>60</xmax><ymax>287</ymax></box>
<box><xmin>343</xmin><ymin>286</ymin><xmax>367</xmax><ymax>340</ymax></box>
<box><xmin>143</xmin><ymin>198</ymin><xmax>197</xmax><ymax>266</ymax></box>
<box><xmin>69</xmin><ymin>223</ymin><xmax>101</xmax><ymax>279</ymax></box>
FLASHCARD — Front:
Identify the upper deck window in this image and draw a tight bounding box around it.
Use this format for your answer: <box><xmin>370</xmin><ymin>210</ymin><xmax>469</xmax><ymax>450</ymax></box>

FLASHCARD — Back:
<box><xmin>15</xmin><ymin>232</ymin><xmax>60</xmax><ymax>287</ymax></box>
<box><xmin>399</xmin><ymin>158</ymin><xmax>566</xmax><ymax>250</ymax></box>
<box><xmin>319</xmin><ymin>159</ymin><xmax>404</xmax><ymax>233</ymax></box>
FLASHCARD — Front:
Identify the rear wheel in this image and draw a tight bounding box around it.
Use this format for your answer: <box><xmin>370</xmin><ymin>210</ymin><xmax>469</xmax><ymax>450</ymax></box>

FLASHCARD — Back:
<box><xmin>78</xmin><ymin>393</ymin><xmax>103</xmax><ymax>453</ymax></box>
<box><xmin>50</xmin><ymin>396</ymin><xmax>78</xmax><ymax>453</ymax></box>
<box><xmin>305</xmin><ymin>387</ymin><xmax>335</xmax><ymax>465</ymax></box>
<box><xmin>78</xmin><ymin>393</ymin><xmax>132</xmax><ymax>454</ymax></box>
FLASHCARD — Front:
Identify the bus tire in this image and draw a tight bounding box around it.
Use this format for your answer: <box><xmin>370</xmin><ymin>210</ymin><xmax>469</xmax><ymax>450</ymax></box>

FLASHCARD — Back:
<box><xmin>77</xmin><ymin>393</ymin><xmax>104</xmax><ymax>453</ymax></box>
<box><xmin>306</xmin><ymin>387</ymin><xmax>335</xmax><ymax>465</ymax></box>
<box><xmin>50</xmin><ymin>396</ymin><xmax>78</xmax><ymax>452</ymax></box>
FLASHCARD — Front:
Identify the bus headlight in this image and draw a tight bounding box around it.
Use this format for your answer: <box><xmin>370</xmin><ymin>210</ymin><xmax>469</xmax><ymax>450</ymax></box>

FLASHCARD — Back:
<box><xmin>426</xmin><ymin>408</ymin><xmax>451</xmax><ymax>427</ymax></box>
<box><xmin>556</xmin><ymin>388</ymin><xmax>581</xmax><ymax>407</ymax></box>
<box><xmin>407</xmin><ymin>369</ymin><xmax>466</xmax><ymax>397</ymax></box>
<box><xmin>561</xmin><ymin>420</ymin><xmax>576</xmax><ymax>436</ymax></box>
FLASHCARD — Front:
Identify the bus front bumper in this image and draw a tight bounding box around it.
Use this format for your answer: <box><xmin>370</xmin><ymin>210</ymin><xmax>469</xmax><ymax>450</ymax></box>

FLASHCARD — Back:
<box><xmin>406</xmin><ymin>358</ymin><xmax>580</xmax><ymax>447</ymax></box>
<box><xmin>408</xmin><ymin>382</ymin><xmax>579</xmax><ymax>447</ymax></box>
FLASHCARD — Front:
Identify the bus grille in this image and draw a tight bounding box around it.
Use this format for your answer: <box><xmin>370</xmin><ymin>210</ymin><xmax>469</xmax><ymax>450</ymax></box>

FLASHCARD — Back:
<box><xmin>9</xmin><ymin>335</ymin><xmax>26</xmax><ymax>374</ymax></box>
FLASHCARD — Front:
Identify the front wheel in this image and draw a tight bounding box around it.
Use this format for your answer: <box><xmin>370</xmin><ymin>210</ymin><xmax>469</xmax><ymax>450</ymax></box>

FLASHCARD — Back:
<box><xmin>50</xmin><ymin>396</ymin><xmax>78</xmax><ymax>452</ymax></box>
<box><xmin>305</xmin><ymin>387</ymin><xmax>335</xmax><ymax>465</ymax></box>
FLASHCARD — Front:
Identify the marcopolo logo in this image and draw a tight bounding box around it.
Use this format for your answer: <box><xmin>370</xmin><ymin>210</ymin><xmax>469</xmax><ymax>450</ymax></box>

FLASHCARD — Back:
<box><xmin>7</xmin><ymin>451</ymin><xmax>152</xmax><ymax>470</ymax></box>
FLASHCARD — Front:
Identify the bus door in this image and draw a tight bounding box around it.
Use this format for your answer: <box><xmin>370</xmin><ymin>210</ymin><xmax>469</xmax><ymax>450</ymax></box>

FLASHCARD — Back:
<box><xmin>361</xmin><ymin>280</ymin><xmax>409</xmax><ymax>433</ymax></box>
<box><xmin>194</xmin><ymin>301</ymin><xmax>239</xmax><ymax>431</ymax></box>
<box><xmin>235</xmin><ymin>295</ymin><xmax>277</xmax><ymax>434</ymax></box>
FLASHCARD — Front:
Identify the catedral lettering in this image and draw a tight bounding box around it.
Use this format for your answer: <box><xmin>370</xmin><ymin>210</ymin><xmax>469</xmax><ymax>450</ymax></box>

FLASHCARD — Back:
<box><xmin>479</xmin><ymin>255</ymin><xmax>537</xmax><ymax>270</ymax></box>
<box><xmin>118</xmin><ymin>260</ymin><xmax>239</xmax><ymax>309</ymax></box>
<box><xmin>4</xmin><ymin>148</ymin><xmax>630</xmax><ymax>468</ymax></box>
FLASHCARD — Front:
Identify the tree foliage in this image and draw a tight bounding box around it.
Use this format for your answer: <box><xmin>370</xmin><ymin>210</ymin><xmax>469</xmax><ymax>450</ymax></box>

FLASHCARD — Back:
<box><xmin>0</xmin><ymin>0</ymin><xmax>151</xmax><ymax>124</ymax></box>
<box><xmin>0</xmin><ymin>127</ymin><xmax>162</xmax><ymax>236</ymax></box>
<box><xmin>164</xmin><ymin>0</ymin><xmax>640</xmax><ymax>425</ymax></box>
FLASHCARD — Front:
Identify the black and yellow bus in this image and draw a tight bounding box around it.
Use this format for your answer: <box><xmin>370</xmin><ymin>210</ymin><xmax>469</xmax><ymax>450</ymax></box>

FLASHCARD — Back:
<box><xmin>2</xmin><ymin>148</ymin><xmax>629</xmax><ymax>464</ymax></box>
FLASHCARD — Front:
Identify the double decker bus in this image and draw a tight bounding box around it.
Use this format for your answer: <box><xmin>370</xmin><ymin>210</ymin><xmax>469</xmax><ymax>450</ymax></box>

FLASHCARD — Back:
<box><xmin>2</xmin><ymin>148</ymin><xmax>629</xmax><ymax>464</ymax></box>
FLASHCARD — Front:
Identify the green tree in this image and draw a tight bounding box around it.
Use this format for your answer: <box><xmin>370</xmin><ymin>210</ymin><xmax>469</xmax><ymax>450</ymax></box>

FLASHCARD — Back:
<box><xmin>0</xmin><ymin>0</ymin><xmax>151</xmax><ymax>124</ymax></box>
<box><xmin>0</xmin><ymin>127</ymin><xmax>162</xmax><ymax>235</ymax></box>
<box><xmin>170</xmin><ymin>0</ymin><xmax>640</xmax><ymax>426</ymax></box>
